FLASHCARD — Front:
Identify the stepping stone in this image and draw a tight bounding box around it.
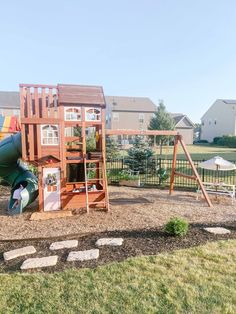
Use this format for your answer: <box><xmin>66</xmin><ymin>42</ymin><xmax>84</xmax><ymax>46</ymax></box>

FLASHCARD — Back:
<box><xmin>96</xmin><ymin>238</ymin><xmax>124</xmax><ymax>246</ymax></box>
<box><xmin>4</xmin><ymin>246</ymin><xmax>36</xmax><ymax>261</ymax></box>
<box><xmin>21</xmin><ymin>256</ymin><xmax>58</xmax><ymax>270</ymax></box>
<box><xmin>67</xmin><ymin>249</ymin><xmax>99</xmax><ymax>262</ymax></box>
<box><xmin>204</xmin><ymin>227</ymin><xmax>231</xmax><ymax>235</ymax></box>
<box><xmin>49</xmin><ymin>240</ymin><xmax>78</xmax><ymax>251</ymax></box>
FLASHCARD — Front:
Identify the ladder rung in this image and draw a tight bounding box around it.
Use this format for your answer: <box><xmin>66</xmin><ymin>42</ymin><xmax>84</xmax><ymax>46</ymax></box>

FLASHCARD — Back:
<box><xmin>88</xmin><ymin>189</ymin><xmax>105</xmax><ymax>193</ymax></box>
<box><xmin>88</xmin><ymin>201</ymin><xmax>106</xmax><ymax>205</ymax></box>
<box><xmin>87</xmin><ymin>178</ymin><xmax>103</xmax><ymax>181</ymax></box>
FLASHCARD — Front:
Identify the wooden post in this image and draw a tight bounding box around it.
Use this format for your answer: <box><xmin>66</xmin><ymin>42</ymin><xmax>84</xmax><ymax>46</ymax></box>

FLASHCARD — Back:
<box><xmin>169</xmin><ymin>135</ymin><xmax>178</xmax><ymax>195</ymax></box>
<box><xmin>178</xmin><ymin>136</ymin><xmax>213</xmax><ymax>207</ymax></box>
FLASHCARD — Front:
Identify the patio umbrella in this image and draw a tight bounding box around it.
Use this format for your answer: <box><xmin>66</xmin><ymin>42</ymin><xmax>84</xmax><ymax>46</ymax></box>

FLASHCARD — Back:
<box><xmin>199</xmin><ymin>156</ymin><xmax>236</xmax><ymax>171</ymax></box>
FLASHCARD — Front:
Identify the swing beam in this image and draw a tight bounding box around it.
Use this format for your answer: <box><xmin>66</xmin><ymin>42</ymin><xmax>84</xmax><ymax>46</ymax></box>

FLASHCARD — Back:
<box><xmin>106</xmin><ymin>129</ymin><xmax>213</xmax><ymax>207</ymax></box>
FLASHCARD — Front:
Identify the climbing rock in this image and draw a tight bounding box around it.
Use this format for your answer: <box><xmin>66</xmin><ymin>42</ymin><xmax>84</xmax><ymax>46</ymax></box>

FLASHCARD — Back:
<box><xmin>21</xmin><ymin>256</ymin><xmax>58</xmax><ymax>270</ymax></box>
<box><xmin>49</xmin><ymin>240</ymin><xmax>78</xmax><ymax>251</ymax></box>
<box><xmin>67</xmin><ymin>249</ymin><xmax>99</xmax><ymax>262</ymax></box>
<box><xmin>4</xmin><ymin>246</ymin><xmax>36</xmax><ymax>261</ymax></box>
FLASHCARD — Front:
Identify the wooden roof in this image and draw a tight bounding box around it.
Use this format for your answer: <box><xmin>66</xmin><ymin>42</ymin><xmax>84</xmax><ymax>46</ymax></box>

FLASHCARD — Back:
<box><xmin>58</xmin><ymin>84</ymin><xmax>106</xmax><ymax>106</ymax></box>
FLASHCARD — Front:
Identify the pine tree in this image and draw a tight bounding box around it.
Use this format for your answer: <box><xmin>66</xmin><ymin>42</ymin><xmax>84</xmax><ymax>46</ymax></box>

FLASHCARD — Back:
<box><xmin>148</xmin><ymin>100</ymin><xmax>175</xmax><ymax>153</ymax></box>
<box><xmin>106</xmin><ymin>137</ymin><xmax>120</xmax><ymax>160</ymax></box>
<box><xmin>125</xmin><ymin>136</ymin><xmax>154</xmax><ymax>174</ymax></box>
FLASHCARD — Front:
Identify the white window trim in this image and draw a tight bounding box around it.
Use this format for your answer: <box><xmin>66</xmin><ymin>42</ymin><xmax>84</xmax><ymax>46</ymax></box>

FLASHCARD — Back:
<box><xmin>85</xmin><ymin>107</ymin><xmax>101</xmax><ymax>121</ymax></box>
<box><xmin>64</xmin><ymin>107</ymin><xmax>81</xmax><ymax>121</ymax></box>
<box><xmin>41</xmin><ymin>124</ymin><xmax>59</xmax><ymax>146</ymax></box>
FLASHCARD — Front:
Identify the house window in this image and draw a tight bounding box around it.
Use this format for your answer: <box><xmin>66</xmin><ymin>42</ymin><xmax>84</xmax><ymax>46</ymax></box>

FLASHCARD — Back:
<box><xmin>64</xmin><ymin>107</ymin><xmax>81</xmax><ymax>121</ymax></box>
<box><xmin>214</xmin><ymin>119</ymin><xmax>217</xmax><ymax>125</ymax></box>
<box><xmin>41</xmin><ymin>125</ymin><xmax>59</xmax><ymax>145</ymax></box>
<box><xmin>85</xmin><ymin>108</ymin><xmax>101</xmax><ymax>121</ymax></box>
<box><xmin>139</xmin><ymin>113</ymin><xmax>145</xmax><ymax>123</ymax></box>
<box><xmin>113</xmin><ymin>112</ymin><xmax>119</xmax><ymax>121</ymax></box>
<box><xmin>202</xmin><ymin>121</ymin><xmax>204</xmax><ymax>126</ymax></box>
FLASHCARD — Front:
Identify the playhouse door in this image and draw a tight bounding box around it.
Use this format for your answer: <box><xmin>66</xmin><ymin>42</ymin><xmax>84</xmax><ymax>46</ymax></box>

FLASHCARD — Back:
<box><xmin>43</xmin><ymin>168</ymin><xmax>61</xmax><ymax>211</ymax></box>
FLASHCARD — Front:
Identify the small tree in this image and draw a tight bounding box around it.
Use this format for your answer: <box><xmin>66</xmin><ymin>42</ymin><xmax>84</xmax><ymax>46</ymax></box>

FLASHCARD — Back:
<box><xmin>148</xmin><ymin>100</ymin><xmax>175</xmax><ymax>154</ymax></box>
<box><xmin>106</xmin><ymin>137</ymin><xmax>120</xmax><ymax>160</ymax></box>
<box><xmin>125</xmin><ymin>136</ymin><xmax>154</xmax><ymax>174</ymax></box>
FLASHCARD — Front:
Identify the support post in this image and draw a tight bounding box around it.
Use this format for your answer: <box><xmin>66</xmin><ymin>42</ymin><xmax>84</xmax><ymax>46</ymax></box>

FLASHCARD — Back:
<box><xmin>169</xmin><ymin>135</ymin><xmax>178</xmax><ymax>195</ymax></box>
<box><xmin>178</xmin><ymin>136</ymin><xmax>213</xmax><ymax>208</ymax></box>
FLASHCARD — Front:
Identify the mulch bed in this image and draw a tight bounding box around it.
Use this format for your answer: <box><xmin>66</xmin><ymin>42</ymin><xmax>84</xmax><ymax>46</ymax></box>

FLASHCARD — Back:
<box><xmin>0</xmin><ymin>221</ymin><xmax>236</xmax><ymax>273</ymax></box>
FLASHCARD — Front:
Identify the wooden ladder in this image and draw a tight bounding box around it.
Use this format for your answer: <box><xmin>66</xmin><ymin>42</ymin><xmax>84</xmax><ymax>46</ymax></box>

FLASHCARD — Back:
<box><xmin>84</xmin><ymin>159</ymin><xmax>109</xmax><ymax>213</ymax></box>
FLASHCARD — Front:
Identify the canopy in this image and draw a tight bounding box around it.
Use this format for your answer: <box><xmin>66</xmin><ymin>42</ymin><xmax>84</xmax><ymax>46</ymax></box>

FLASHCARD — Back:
<box><xmin>199</xmin><ymin>156</ymin><xmax>236</xmax><ymax>171</ymax></box>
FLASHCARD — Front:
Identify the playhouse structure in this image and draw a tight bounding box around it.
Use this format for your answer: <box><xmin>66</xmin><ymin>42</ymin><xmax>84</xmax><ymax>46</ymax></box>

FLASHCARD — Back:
<box><xmin>19</xmin><ymin>84</ymin><xmax>109</xmax><ymax>214</ymax></box>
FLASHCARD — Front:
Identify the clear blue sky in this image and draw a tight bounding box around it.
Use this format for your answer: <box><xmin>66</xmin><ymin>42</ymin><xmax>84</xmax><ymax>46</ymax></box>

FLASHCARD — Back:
<box><xmin>1</xmin><ymin>0</ymin><xmax>236</xmax><ymax>122</ymax></box>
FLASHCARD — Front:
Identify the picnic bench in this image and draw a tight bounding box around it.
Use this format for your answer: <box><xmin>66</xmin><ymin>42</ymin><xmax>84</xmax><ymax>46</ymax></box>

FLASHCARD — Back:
<box><xmin>197</xmin><ymin>182</ymin><xmax>235</xmax><ymax>204</ymax></box>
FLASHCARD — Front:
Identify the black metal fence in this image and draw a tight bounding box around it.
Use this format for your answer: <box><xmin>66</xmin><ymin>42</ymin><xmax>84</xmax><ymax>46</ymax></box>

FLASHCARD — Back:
<box><xmin>107</xmin><ymin>157</ymin><xmax>236</xmax><ymax>190</ymax></box>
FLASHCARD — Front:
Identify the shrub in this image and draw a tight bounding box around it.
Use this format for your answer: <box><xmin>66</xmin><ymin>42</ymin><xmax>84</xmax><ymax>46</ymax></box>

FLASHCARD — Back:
<box><xmin>194</xmin><ymin>139</ymin><xmax>208</xmax><ymax>144</ymax></box>
<box><xmin>217</xmin><ymin>135</ymin><xmax>236</xmax><ymax>148</ymax></box>
<box><xmin>164</xmin><ymin>217</ymin><xmax>189</xmax><ymax>236</ymax></box>
<box><xmin>213</xmin><ymin>137</ymin><xmax>221</xmax><ymax>145</ymax></box>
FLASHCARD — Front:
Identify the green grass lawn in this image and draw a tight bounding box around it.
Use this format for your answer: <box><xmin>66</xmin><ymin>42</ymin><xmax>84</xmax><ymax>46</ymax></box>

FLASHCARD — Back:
<box><xmin>120</xmin><ymin>144</ymin><xmax>236</xmax><ymax>161</ymax></box>
<box><xmin>153</xmin><ymin>144</ymin><xmax>236</xmax><ymax>160</ymax></box>
<box><xmin>1</xmin><ymin>239</ymin><xmax>236</xmax><ymax>313</ymax></box>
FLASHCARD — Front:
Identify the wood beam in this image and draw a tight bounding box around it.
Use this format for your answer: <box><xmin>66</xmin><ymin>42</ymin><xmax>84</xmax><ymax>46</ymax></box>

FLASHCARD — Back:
<box><xmin>178</xmin><ymin>135</ymin><xmax>213</xmax><ymax>207</ymax></box>
<box><xmin>106</xmin><ymin>129</ymin><xmax>178</xmax><ymax>136</ymax></box>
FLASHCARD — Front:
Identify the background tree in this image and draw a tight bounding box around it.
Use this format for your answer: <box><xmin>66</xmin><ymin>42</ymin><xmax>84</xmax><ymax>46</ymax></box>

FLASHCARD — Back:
<box><xmin>194</xmin><ymin>123</ymin><xmax>201</xmax><ymax>141</ymax></box>
<box><xmin>125</xmin><ymin>136</ymin><xmax>154</xmax><ymax>174</ymax></box>
<box><xmin>106</xmin><ymin>137</ymin><xmax>120</xmax><ymax>160</ymax></box>
<box><xmin>148</xmin><ymin>100</ymin><xmax>175</xmax><ymax>155</ymax></box>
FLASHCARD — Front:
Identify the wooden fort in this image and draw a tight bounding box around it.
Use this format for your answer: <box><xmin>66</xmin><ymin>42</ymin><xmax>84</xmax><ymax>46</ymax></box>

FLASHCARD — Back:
<box><xmin>20</xmin><ymin>84</ymin><xmax>109</xmax><ymax>214</ymax></box>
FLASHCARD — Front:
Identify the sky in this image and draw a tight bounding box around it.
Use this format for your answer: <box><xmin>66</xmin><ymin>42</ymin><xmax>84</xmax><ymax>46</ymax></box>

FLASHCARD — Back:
<box><xmin>1</xmin><ymin>0</ymin><xmax>236</xmax><ymax>123</ymax></box>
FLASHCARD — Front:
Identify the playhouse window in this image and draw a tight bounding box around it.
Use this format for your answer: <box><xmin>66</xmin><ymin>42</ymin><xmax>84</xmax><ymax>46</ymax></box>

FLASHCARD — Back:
<box><xmin>64</xmin><ymin>107</ymin><xmax>81</xmax><ymax>121</ymax></box>
<box><xmin>85</xmin><ymin>108</ymin><xmax>101</xmax><ymax>121</ymax></box>
<box><xmin>41</xmin><ymin>124</ymin><xmax>59</xmax><ymax>145</ymax></box>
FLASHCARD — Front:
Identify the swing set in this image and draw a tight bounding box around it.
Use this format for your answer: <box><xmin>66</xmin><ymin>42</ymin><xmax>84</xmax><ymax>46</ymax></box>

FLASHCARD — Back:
<box><xmin>106</xmin><ymin>129</ymin><xmax>213</xmax><ymax>208</ymax></box>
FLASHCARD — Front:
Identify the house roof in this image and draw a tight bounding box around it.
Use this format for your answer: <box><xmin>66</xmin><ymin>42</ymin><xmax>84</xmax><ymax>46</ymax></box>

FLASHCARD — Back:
<box><xmin>0</xmin><ymin>91</ymin><xmax>20</xmax><ymax>109</ymax></box>
<box><xmin>170</xmin><ymin>113</ymin><xmax>195</xmax><ymax>128</ymax></box>
<box><xmin>201</xmin><ymin>99</ymin><xmax>236</xmax><ymax>120</ymax></box>
<box><xmin>105</xmin><ymin>96</ymin><xmax>156</xmax><ymax>113</ymax></box>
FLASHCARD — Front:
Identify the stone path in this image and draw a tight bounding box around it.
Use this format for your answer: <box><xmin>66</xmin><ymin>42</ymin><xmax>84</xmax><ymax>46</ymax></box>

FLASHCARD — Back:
<box><xmin>67</xmin><ymin>249</ymin><xmax>99</xmax><ymax>262</ymax></box>
<box><xmin>4</xmin><ymin>246</ymin><xmax>36</xmax><ymax>261</ymax></box>
<box><xmin>21</xmin><ymin>256</ymin><xmax>58</xmax><ymax>270</ymax></box>
<box><xmin>96</xmin><ymin>238</ymin><xmax>124</xmax><ymax>246</ymax></box>
<box><xmin>2</xmin><ymin>237</ymin><xmax>124</xmax><ymax>270</ymax></box>
<box><xmin>204</xmin><ymin>227</ymin><xmax>231</xmax><ymax>235</ymax></box>
<box><xmin>50</xmin><ymin>240</ymin><xmax>78</xmax><ymax>251</ymax></box>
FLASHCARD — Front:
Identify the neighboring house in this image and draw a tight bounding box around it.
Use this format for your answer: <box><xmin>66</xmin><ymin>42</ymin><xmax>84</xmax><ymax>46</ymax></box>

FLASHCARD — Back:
<box><xmin>105</xmin><ymin>96</ymin><xmax>156</xmax><ymax>144</ymax></box>
<box><xmin>105</xmin><ymin>96</ymin><xmax>194</xmax><ymax>145</ymax></box>
<box><xmin>201</xmin><ymin>99</ymin><xmax>236</xmax><ymax>142</ymax></box>
<box><xmin>0</xmin><ymin>91</ymin><xmax>20</xmax><ymax>139</ymax></box>
<box><xmin>170</xmin><ymin>113</ymin><xmax>195</xmax><ymax>145</ymax></box>
<box><xmin>0</xmin><ymin>91</ymin><xmax>20</xmax><ymax>117</ymax></box>
<box><xmin>105</xmin><ymin>96</ymin><xmax>156</xmax><ymax>130</ymax></box>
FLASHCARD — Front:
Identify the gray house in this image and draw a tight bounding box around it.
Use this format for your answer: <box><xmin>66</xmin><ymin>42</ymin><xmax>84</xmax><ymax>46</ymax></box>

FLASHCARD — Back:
<box><xmin>201</xmin><ymin>99</ymin><xmax>236</xmax><ymax>142</ymax></box>
<box><xmin>170</xmin><ymin>113</ymin><xmax>195</xmax><ymax>144</ymax></box>
<box><xmin>105</xmin><ymin>96</ymin><xmax>195</xmax><ymax>145</ymax></box>
<box><xmin>0</xmin><ymin>91</ymin><xmax>20</xmax><ymax>117</ymax></box>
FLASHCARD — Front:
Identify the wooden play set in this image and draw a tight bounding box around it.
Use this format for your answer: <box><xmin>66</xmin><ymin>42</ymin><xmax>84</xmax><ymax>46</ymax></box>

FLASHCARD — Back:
<box><xmin>17</xmin><ymin>83</ymin><xmax>212</xmax><ymax>218</ymax></box>
<box><xmin>19</xmin><ymin>84</ymin><xmax>109</xmax><ymax>215</ymax></box>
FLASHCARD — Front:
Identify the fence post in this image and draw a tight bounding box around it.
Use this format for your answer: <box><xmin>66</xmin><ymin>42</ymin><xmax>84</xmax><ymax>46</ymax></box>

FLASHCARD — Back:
<box><xmin>159</xmin><ymin>157</ymin><xmax>162</xmax><ymax>186</ymax></box>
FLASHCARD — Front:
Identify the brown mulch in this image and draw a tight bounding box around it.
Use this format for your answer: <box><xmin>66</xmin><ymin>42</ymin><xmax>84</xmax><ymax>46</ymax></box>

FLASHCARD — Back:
<box><xmin>1</xmin><ymin>185</ymin><xmax>236</xmax><ymax>241</ymax></box>
<box><xmin>0</xmin><ymin>222</ymin><xmax>236</xmax><ymax>273</ymax></box>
